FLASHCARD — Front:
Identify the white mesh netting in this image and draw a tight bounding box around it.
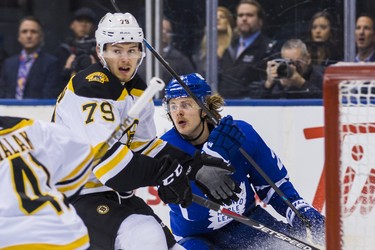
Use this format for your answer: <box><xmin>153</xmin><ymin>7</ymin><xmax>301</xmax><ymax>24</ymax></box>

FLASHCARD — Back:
<box><xmin>338</xmin><ymin>80</ymin><xmax>375</xmax><ymax>250</ymax></box>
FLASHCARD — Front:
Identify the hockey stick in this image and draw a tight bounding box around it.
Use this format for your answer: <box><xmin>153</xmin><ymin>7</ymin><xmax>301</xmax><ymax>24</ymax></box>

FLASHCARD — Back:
<box><xmin>192</xmin><ymin>194</ymin><xmax>321</xmax><ymax>250</ymax></box>
<box><xmin>109</xmin><ymin>0</ymin><xmax>310</xmax><ymax>229</ymax></box>
<box><xmin>93</xmin><ymin>77</ymin><xmax>165</xmax><ymax>164</ymax></box>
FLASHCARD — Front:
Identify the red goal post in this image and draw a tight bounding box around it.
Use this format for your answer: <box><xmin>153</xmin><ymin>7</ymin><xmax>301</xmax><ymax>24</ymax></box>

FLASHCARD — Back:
<box><xmin>324</xmin><ymin>63</ymin><xmax>375</xmax><ymax>250</ymax></box>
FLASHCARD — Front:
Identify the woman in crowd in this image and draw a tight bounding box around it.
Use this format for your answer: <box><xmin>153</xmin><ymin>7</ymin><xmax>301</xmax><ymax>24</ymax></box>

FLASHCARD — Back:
<box><xmin>193</xmin><ymin>6</ymin><xmax>235</xmax><ymax>75</ymax></box>
<box><xmin>305</xmin><ymin>11</ymin><xmax>342</xmax><ymax>67</ymax></box>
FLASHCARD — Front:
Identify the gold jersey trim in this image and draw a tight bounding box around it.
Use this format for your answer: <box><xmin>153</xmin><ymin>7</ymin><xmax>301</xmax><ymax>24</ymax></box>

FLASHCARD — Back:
<box><xmin>2</xmin><ymin>234</ymin><xmax>89</xmax><ymax>250</ymax></box>
<box><xmin>0</xmin><ymin>119</ymin><xmax>34</xmax><ymax>135</ymax></box>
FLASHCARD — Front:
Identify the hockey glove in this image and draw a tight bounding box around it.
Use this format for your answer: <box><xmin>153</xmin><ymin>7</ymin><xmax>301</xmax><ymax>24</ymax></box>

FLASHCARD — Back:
<box><xmin>207</xmin><ymin>115</ymin><xmax>246</xmax><ymax>160</ymax></box>
<box><xmin>287</xmin><ymin>199</ymin><xmax>325</xmax><ymax>245</ymax></box>
<box><xmin>191</xmin><ymin>151</ymin><xmax>241</xmax><ymax>206</ymax></box>
<box><xmin>157</xmin><ymin>155</ymin><xmax>192</xmax><ymax>208</ymax></box>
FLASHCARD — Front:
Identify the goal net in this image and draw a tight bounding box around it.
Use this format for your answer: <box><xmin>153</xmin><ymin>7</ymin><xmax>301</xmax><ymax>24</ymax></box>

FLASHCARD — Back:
<box><xmin>324</xmin><ymin>63</ymin><xmax>375</xmax><ymax>250</ymax></box>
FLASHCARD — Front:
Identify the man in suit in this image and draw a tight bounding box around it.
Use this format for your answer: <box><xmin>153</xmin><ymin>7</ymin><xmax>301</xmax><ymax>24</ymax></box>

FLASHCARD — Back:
<box><xmin>355</xmin><ymin>14</ymin><xmax>375</xmax><ymax>62</ymax></box>
<box><xmin>219</xmin><ymin>0</ymin><xmax>276</xmax><ymax>99</ymax></box>
<box><xmin>0</xmin><ymin>16</ymin><xmax>60</xmax><ymax>99</ymax></box>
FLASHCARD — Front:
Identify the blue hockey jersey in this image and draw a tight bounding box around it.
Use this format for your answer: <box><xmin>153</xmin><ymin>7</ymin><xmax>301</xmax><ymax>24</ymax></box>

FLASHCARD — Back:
<box><xmin>161</xmin><ymin>119</ymin><xmax>302</xmax><ymax>238</ymax></box>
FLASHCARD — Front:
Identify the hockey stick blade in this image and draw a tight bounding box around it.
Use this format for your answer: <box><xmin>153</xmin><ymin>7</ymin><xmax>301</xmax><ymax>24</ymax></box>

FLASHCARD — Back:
<box><xmin>93</xmin><ymin>77</ymin><xmax>165</xmax><ymax>164</ymax></box>
<box><xmin>192</xmin><ymin>194</ymin><xmax>321</xmax><ymax>250</ymax></box>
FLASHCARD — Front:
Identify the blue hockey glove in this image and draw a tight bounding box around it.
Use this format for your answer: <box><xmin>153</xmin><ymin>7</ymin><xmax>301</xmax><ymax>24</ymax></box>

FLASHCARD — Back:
<box><xmin>287</xmin><ymin>199</ymin><xmax>325</xmax><ymax>245</ymax></box>
<box><xmin>206</xmin><ymin>115</ymin><xmax>246</xmax><ymax>160</ymax></box>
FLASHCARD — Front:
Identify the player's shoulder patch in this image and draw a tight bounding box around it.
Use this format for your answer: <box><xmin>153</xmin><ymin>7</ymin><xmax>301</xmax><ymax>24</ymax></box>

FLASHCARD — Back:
<box><xmin>85</xmin><ymin>72</ymin><xmax>109</xmax><ymax>84</ymax></box>
<box><xmin>71</xmin><ymin>64</ymin><xmax>118</xmax><ymax>99</ymax></box>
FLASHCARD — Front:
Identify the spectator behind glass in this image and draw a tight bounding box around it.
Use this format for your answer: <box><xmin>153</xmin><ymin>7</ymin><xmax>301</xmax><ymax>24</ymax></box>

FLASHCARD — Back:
<box><xmin>138</xmin><ymin>17</ymin><xmax>194</xmax><ymax>97</ymax></box>
<box><xmin>193</xmin><ymin>6</ymin><xmax>235</xmax><ymax>76</ymax></box>
<box><xmin>305</xmin><ymin>11</ymin><xmax>342</xmax><ymax>67</ymax></box>
<box><xmin>0</xmin><ymin>16</ymin><xmax>60</xmax><ymax>99</ymax></box>
<box><xmin>355</xmin><ymin>14</ymin><xmax>375</xmax><ymax>62</ymax></box>
<box><xmin>160</xmin><ymin>17</ymin><xmax>195</xmax><ymax>84</ymax></box>
<box><xmin>54</xmin><ymin>7</ymin><xmax>98</xmax><ymax>85</ymax></box>
<box><xmin>263</xmin><ymin>39</ymin><xmax>324</xmax><ymax>99</ymax></box>
<box><xmin>219</xmin><ymin>0</ymin><xmax>277</xmax><ymax>99</ymax></box>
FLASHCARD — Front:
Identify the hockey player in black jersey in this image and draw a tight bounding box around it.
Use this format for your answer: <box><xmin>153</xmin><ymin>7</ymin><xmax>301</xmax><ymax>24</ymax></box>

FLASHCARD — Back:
<box><xmin>52</xmin><ymin>12</ymin><xmax>240</xmax><ymax>250</ymax></box>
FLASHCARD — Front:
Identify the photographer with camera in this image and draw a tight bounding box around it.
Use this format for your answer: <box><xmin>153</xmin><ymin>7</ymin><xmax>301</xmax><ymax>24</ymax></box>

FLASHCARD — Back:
<box><xmin>54</xmin><ymin>7</ymin><xmax>98</xmax><ymax>89</ymax></box>
<box><xmin>264</xmin><ymin>39</ymin><xmax>324</xmax><ymax>99</ymax></box>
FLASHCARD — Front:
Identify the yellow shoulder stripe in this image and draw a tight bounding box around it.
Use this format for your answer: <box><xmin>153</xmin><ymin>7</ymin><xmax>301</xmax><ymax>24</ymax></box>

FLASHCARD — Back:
<box><xmin>0</xmin><ymin>119</ymin><xmax>34</xmax><ymax>135</ymax></box>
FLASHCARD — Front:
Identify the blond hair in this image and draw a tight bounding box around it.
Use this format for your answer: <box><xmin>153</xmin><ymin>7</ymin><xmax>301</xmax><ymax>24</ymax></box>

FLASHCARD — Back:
<box><xmin>204</xmin><ymin>93</ymin><xmax>225</xmax><ymax>125</ymax></box>
<box><xmin>200</xmin><ymin>6</ymin><xmax>234</xmax><ymax>59</ymax></box>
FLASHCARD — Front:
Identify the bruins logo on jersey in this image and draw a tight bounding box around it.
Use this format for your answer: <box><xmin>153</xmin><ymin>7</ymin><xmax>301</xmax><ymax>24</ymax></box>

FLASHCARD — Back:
<box><xmin>96</xmin><ymin>205</ymin><xmax>109</xmax><ymax>214</ymax></box>
<box><xmin>86</xmin><ymin>72</ymin><xmax>109</xmax><ymax>84</ymax></box>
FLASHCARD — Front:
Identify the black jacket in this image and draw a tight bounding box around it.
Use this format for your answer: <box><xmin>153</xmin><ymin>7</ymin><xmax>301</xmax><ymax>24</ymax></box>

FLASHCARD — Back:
<box><xmin>263</xmin><ymin>64</ymin><xmax>324</xmax><ymax>99</ymax></box>
<box><xmin>219</xmin><ymin>33</ymin><xmax>276</xmax><ymax>99</ymax></box>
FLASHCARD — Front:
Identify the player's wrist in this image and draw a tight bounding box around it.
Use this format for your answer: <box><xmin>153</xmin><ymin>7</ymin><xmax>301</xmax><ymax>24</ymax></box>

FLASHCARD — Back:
<box><xmin>286</xmin><ymin>199</ymin><xmax>310</xmax><ymax>226</ymax></box>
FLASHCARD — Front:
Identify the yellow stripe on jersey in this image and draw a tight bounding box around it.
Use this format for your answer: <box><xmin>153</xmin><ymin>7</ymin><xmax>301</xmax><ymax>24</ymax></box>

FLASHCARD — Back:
<box><xmin>130</xmin><ymin>88</ymin><xmax>143</xmax><ymax>97</ymax></box>
<box><xmin>66</xmin><ymin>78</ymin><xmax>75</xmax><ymax>92</ymax></box>
<box><xmin>118</xmin><ymin>88</ymin><xmax>129</xmax><ymax>100</ymax></box>
<box><xmin>0</xmin><ymin>119</ymin><xmax>34</xmax><ymax>135</ymax></box>
<box><xmin>84</xmin><ymin>180</ymin><xmax>104</xmax><ymax>189</ymax></box>
<box><xmin>118</xmin><ymin>87</ymin><xmax>144</xmax><ymax>101</ymax></box>
<box><xmin>94</xmin><ymin>145</ymin><xmax>131</xmax><ymax>179</ymax></box>
<box><xmin>59</xmin><ymin>147</ymin><xmax>94</xmax><ymax>182</ymax></box>
<box><xmin>2</xmin><ymin>234</ymin><xmax>89</xmax><ymax>250</ymax></box>
<box><xmin>129</xmin><ymin>140</ymin><xmax>149</xmax><ymax>150</ymax></box>
<box><xmin>142</xmin><ymin>138</ymin><xmax>165</xmax><ymax>156</ymax></box>
<box><xmin>57</xmin><ymin>169</ymin><xmax>91</xmax><ymax>194</ymax></box>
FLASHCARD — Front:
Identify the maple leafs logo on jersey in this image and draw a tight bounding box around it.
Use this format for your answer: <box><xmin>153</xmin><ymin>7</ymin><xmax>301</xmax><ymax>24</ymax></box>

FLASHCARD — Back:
<box><xmin>86</xmin><ymin>72</ymin><xmax>109</xmax><ymax>84</ymax></box>
<box><xmin>208</xmin><ymin>181</ymin><xmax>247</xmax><ymax>230</ymax></box>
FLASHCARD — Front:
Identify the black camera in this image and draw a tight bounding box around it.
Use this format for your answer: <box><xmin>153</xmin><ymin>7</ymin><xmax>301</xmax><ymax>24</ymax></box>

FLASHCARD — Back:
<box><xmin>71</xmin><ymin>37</ymin><xmax>96</xmax><ymax>72</ymax></box>
<box><xmin>272</xmin><ymin>59</ymin><xmax>294</xmax><ymax>79</ymax></box>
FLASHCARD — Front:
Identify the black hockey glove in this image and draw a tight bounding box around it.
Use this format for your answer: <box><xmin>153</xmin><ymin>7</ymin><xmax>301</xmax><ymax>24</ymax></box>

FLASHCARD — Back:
<box><xmin>190</xmin><ymin>151</ymin><xmax>241</xmax><ymax>206</ymax></box>
<box><xmin>207</xmin><ymin>115</ymin><xmax>246</xmax><ymax>160</ymax></box>
<box><xmin>156</xmin><ymin>155</ymin><xmax>192</xmax><ymax>208</ymax></box>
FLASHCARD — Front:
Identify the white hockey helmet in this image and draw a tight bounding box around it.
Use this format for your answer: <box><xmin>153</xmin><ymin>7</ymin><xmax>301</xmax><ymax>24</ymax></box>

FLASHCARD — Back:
<box><xmin>96</xmin><ymin>12</ymin><xmax>144</xmax><ymax>53</ymax></box>
<box><xmin>95</xmin><ymin>12</ymin><xmax>146</xmax><ymax>73</ymax></box>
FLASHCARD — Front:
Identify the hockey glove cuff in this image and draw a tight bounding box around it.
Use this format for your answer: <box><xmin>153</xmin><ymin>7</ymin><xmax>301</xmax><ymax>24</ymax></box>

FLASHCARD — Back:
<box><xmin>287</xmin><ymin>199</ymin><xmax>325</xmax><ymax>245</ymax></box>
<box><xmin>156</xmin><ymin>155</ymin><xmax>192</xmax><ymax>208</ymax></box>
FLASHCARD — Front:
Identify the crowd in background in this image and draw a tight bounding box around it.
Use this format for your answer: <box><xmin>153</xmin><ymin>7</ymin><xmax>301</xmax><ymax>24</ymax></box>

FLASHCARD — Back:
<box><xmin>0</xmin><ymin>0</ymin><xmax>374</xmax><ymax>100</ymax></box>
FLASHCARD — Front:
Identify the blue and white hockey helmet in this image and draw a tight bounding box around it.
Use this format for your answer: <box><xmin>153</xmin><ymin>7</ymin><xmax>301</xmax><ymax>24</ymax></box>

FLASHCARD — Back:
<box><xmin>163</xmin><ymin>73</ymin><xmax>211</xmax><ymax>107</ymax></box>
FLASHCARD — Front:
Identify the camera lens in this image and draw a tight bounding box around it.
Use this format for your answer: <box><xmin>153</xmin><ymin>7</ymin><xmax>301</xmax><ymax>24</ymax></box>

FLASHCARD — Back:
<box><xmin>276</xmin><ymin>61</ymin><xmax>292</xmax><ymax>79</ymax></box>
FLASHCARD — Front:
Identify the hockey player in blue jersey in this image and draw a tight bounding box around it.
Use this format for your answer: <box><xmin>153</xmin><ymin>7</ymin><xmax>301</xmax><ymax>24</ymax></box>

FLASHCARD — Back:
<box><xmin>161</xmin><ymin>73</ymin><xmax>325</xmax><ymax>249</ymax></box>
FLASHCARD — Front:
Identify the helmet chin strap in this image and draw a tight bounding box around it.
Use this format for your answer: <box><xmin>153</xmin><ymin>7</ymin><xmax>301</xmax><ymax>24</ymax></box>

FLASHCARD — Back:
<box><xmin>169</xmin><ymin>110</ymin><xmax>206</xmax><ymax>142</ymax></box>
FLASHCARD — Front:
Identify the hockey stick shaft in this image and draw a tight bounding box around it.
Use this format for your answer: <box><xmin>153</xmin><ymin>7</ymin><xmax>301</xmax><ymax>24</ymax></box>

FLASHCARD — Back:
<box><xmin>110</xmin><ymin>0</ymin><xmax>217</xmax><ymax>123</ymax></box>
<box><xmin>143</xmin><ymin>39</ymin><xmax>310</xmax><ymax>227</ymax></box>
<box><xmin>109</xmin><ymin>0</ymin><xmax>309</xmax><ymax>229</ymax></box>
<box><xmin>93</xmin><ymin>77</ymin><xmax>164</xmax><ymax>163</ymax></box>
<box><xmin>192</xmin><ymin>194</ymin><xmax>320</xmax><ymax>250</ymax></box>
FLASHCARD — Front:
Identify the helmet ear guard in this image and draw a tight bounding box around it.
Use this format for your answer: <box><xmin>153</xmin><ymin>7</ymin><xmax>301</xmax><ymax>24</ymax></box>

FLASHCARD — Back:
<box><xmin>163</xmin><ymin>73</ymin><xmax>212</xmax><ymax>111</ymax></box>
